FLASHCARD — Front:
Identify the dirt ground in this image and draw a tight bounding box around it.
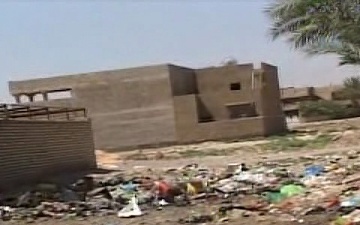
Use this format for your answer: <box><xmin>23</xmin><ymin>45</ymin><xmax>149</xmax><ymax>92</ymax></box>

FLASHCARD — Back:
<box><xmin>97</xmin><ymin>117</ymin><xmax>360</xmax><ymax>171</ymax></box>
<box><xmin>6</xmin><ymin>118</ymin><xmax>360</xmax><ymax>225</ymax></box>
<box><xmin>4</xmin><ymin>209</ymin><xmax>333</xmax><ymax>225</ymax></box>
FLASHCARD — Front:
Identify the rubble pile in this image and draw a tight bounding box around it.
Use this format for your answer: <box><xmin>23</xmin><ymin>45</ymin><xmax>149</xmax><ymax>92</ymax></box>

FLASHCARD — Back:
<box><xmin>4</xmin><ymin>151</ymin><xmax>360</xmax><ymax>224</ymax></box>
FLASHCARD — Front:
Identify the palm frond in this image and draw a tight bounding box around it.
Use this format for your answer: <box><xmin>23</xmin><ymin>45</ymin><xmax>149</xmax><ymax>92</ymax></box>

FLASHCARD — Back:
<box><xmin>265</xmin><ymin>0</ymin><xmax>360</xmax><ymax>66</ymax></box>
<box><xmin>270</xmin><ymin>15</ymin><xmax>311</xmax><ymax>40</ymax></box>
<box><xmin>264</xmin><ymin>0</ymin><xmax>304</xmax><ymax>18</ymax></box>
<box><xmin>305</xmin><ymin>41</ymin><xmax>360</xmax><ymax>65</ymax></box>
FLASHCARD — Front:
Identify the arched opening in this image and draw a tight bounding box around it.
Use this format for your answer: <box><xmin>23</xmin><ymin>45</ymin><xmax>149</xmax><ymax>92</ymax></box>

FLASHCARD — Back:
<box><xmin>19</xmin><ymin>95</ymin><xmax>29</xmax><ymax>103</ymax></box>
<box><xmin>13</xmin><ymin>95</ymin><xmax>20</xmax><ymax>103</ymax></box>
<box><xmin>47</xmin><ymin>89</ymin><xmax>72</xmax><ymax>100</ymax></box>
<box><xmin>33</xmin><ymin>93</ymin><xmax>44</xmax><ymax>102</ymax></box>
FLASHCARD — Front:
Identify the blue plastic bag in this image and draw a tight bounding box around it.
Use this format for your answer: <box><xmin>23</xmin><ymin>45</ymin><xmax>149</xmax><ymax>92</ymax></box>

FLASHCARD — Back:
<box><xmin>304</xmin><ymin>165</ymin><xmax>324</xmax><ymax>177</ymax></box>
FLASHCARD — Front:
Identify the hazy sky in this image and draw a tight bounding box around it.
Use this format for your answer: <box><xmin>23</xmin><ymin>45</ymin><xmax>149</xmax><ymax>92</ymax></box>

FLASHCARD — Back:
<box><xmin>1</xmin><ymin>0</ymin><xmax>359</xmax><ymax>102</ymax></box>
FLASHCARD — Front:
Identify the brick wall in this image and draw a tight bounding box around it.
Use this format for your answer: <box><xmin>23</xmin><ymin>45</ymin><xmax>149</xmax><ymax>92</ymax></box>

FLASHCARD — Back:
<box><xmin>0</xmin><ymin>120</ymin><xmax>96</xmax><ymax>191</ymax></box>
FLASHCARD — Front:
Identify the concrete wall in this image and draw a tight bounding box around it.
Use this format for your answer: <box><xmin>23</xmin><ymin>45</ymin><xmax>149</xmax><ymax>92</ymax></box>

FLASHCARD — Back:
<box><xmin>0</xmin><ymin>120</ymin><xmax>96</xmax><ymax>191</ymax></box>
<box><xmin>24</xmin><ymin>99</ymin><xmax>80</xmax><ymax>108</ymax></box>
<box><xmin>195</xmin><ymin>64</ymin><xmax>254</xmax><ymax>94</ymax></box>
<box><xmin>174</xmin><ymin>63</ymin><xmax>287</xmax><ymax>142</ymax></box>
<box><xmin>10</xmin><ymin>65</ymin><xmax>178</xmax><ymax>150</ymax></box>
<box><xmin>168</xmin><ymin>65</ymin><xmax>197</xmax><ymax>96</ymax></box>
<box><xmin>255</xmin><ymin>63</ymin><xmax>287</xmax><ymax>134</ymax></box>
<box><xmin>9</xmin><ymin>64</ymin><xmax>170</xmax><ymax>96</ymax></box>
<box><xmin>280</xmin><ymin>87</ymin><xmax>314</xmax><ymax>100</ymax></box>
<box><xmin>313</xmin><ymin>86</ymin><xmax>342</xmax><ymax>100</ymax></box>
<box><xmin>71</xmin><ymin>65</ymin><xmax>177</xmax><ymax>150</ymax></box>
<box><xmin>173</xmin><ymin>95</ymin><xmax>267</xmax><ymax>143</ymax></box>
<box><xmin>195</xmin><ymin>64</ymin><xmax>256</xmax><ymax>121</ymax></box>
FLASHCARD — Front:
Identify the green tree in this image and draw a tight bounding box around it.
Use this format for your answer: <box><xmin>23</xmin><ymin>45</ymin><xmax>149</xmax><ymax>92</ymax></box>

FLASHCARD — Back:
<box><xmin>335</xmin><ymin>76</ymin><xmax>360</xmax><ymax>107</ymax></box>
<box><xmin>265</xmin><ymin>0</ymin><xmax>360</xmax><ymax>65</ymax></box>
<box><xmin>299</xmin><ymin>100</ymin><xmax>356</xmax><ymax>119</ymax></box>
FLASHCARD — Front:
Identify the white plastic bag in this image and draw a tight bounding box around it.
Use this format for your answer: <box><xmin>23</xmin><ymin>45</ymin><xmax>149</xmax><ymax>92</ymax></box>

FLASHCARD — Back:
<box><xmin>117</xmin><ymin>196</ymin><xmax>142</xmax><ymax>218</ymax></box>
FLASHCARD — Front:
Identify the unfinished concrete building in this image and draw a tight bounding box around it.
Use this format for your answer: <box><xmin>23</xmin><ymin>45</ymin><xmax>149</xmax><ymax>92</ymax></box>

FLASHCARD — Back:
<box><xmin>9</xmin><ymin>62</ymin><xmax>287</xmax><ymax>150</ymax></box>
<box><xmin>280</xmin><ymin>85</ymin><xmax>344</xmax><ymax>123</ymax></box>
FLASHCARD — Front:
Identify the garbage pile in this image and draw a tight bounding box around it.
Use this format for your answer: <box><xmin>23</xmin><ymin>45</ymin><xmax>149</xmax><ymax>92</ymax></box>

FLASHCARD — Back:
<box><xmin>3</xmin><ymin>151</ymin><xmax>360</xmax><ymax>224</ymax></box>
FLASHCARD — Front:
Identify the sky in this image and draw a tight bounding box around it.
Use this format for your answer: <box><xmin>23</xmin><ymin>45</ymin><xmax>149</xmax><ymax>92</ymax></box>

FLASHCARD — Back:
<box><xmin>0</xmin><ymin>0</ymin><xmax>359</xmax><ymax>102</ymax></box>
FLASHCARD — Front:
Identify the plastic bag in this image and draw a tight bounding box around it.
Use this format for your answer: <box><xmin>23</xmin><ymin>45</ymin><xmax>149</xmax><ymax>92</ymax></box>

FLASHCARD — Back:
<box><xmin>341</xmin><ymin>196</ymin><xmax>360</xmax><ymax>207</ymax></box>
<box><xmin>121</xmin><ymin>182</ymin><xmax>138</xmax><ymax>192</ymax></box>
<box><xmin>117</xmin><ymin>196</ymin><xmax>142</xmax><ymax>218</ymax></box>
<box><xmin>304</xmin><ymin>165</ymin><xmax>324</xmax><ymax>177</ymax></box>
<box><xmin>280</xmin><ymin>185</ymin><xmax>304</xmax><ymax>197</ymax></box>
<box><xmin>233</xmin><ymin>172</ymin><xmax>266</xmax><ymax>184</ymax></box>
<box><xmin>0</xmin><ymin>206</ymin><xmax>13</xmax><ymax>221</ymax></box>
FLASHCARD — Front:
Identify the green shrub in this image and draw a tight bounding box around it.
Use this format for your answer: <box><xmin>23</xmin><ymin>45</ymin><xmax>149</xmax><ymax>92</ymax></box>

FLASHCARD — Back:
<box><xmin>259</xmin><ymin>134</ymin><xmax>333</xmax><ymax>151</ymax></box>
<box><xmin>299</xmin><ymin>100</ymin><xmax>359</xmax><ymax>119</ymax></box>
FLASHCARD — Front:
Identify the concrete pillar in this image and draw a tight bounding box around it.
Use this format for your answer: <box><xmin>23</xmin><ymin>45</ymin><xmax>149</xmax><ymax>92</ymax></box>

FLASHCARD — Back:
<box><xmin>28</xmin><ymin>94</ymin><xmax>34</xmax><ymax>102</ymax></box>
<box><xmin>14</xmin><ymin>95</ymin><xmax>20</xmax><ymax>103</ymax></box>
<box><xmin>42</xmin><ymin>92</ymin><xmax>48</xmax><ymax>101</ymax></box>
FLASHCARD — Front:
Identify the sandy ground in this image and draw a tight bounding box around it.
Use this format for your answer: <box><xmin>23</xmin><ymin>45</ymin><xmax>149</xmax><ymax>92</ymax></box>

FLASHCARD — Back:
<box><xmin>113</xmin><ymin>146</ymin><xmax>359</xmax><ymax>171</ymax></box>
<box><xmin>96</xmin><ymin>117</ymin><xmax>360</xmax><ymax>171</ymax></box>
<box><xmin>4</xmin><ymin>210</ymin><xmax>332</xmax><ymax>225</ymax></box>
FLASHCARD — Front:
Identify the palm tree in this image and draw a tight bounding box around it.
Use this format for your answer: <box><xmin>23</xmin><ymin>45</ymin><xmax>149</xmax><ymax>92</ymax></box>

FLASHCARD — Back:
<box><xmin>265</xmin><ymin>0</ymin><xmax>360</xmax><ymax>65</ymax></box>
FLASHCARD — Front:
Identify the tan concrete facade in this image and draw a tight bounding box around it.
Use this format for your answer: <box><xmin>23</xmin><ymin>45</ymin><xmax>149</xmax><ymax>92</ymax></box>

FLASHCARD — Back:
<box><xmin>0</xmin><ymin>119</ymin><xmax>96</xmax><ymax>191</ymax></box>
<box><xmin>9</xmin><ymin>62</ymin><xmax>287</xmax><ymax>150</ymax></box>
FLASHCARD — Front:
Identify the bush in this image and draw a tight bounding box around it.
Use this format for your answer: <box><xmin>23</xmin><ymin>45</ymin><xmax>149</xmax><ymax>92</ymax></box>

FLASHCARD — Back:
<box><xmin>259</xmin><ymin>134</ymin><xmax>333</xmax><ymax>151</ymax></box>
<box><xmin>299</xmin><ymin>100</ymin><xmax>360</xmax><ymax>119</ymax></box>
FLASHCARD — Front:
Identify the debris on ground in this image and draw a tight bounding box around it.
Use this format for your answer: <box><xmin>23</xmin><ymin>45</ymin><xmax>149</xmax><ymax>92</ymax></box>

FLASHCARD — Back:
<box><xmin>4</xmin><ymin>149</ymin><xmax>360</xmax><ymax>224</ymax></box>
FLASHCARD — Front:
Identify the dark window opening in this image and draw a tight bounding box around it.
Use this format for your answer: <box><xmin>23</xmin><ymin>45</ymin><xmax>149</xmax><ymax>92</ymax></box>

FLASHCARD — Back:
<box><xmin>230</xmin><ymin>82</ymin><xmax>241</xmax><ymax>91</ymax></box>
<box><xmin>198</xmin><ymin>115</ymin><xmax>214</xmax><ymax>123</ymax></box>
<box><xmin>196</xmin><ymin>98</ymin><xmax>215</xmax><ymax>123</ymax></box>
<box><xmin>227</xmin><ymin>103</ymin><xmax>257</xmax><ymax>119</ymax></box>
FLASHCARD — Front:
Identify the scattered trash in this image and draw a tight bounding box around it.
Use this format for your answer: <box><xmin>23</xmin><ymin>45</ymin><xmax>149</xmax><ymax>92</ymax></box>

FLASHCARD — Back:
<box><xmin>3</xmin><ymin>149</ymin><xmax>360</xmax><ymax>224</ymax></box>
<box><xmin>265</xmin><ymin>192</ymin><xmax>286</xmax><ymax>203</ymax></box>
<box><xmin>341</xmin><ymin>195</ymin><xmax>360</xmax><ymax>207</ymax></box>
<box><xmin>0</xmin><ymin>206</ymin><xmax>13</xmax><ymax>221</ymax></box>
<box><xmin>179</xmin><ymin>212</ymin><xmax>214</xmax><ymax>224</ymax></box>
